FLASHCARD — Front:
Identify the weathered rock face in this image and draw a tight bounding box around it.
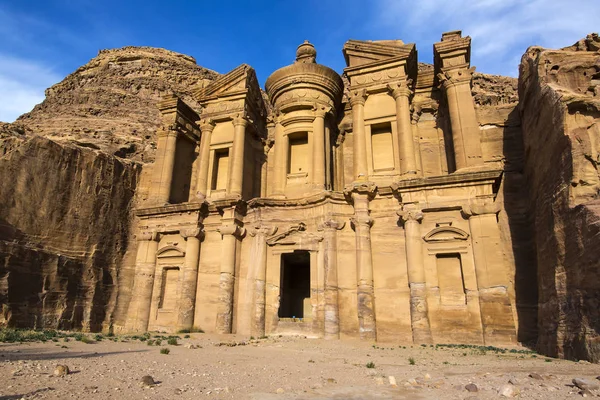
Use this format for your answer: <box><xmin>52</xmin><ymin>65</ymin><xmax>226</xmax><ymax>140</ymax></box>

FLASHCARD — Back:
<box><xmin>0</xmin><ymin>47</ymin><xmax>219</xmax><ymax>331</ymax></box>
<box><xmin>15</xmin><ymin>46</ymin><xmax>219</xmax><ymax>162</ymax></box>
<box><xmin>473</xmin><ymin>73</ymin><xmax>539</xmax><ymax>344</ymax></box>
<box><xmin>519</xmin><ymin>33</ymin><xmax>600</xmax><ymax>361</ymax></box>
<box><xmin>0</xmin><ymin>136</ymin><xmax>141</xmax><ymax>330</ymax></box>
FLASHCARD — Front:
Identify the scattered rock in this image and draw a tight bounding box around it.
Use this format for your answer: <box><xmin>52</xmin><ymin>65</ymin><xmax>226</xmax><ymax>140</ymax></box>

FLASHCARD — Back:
<box><xmin>465</xmin><ymin>383</ymin><xmax>478</xmax><ymax>392</ymax></box>
<box><xmin>388</xmin><ymin>376</ymin><xmax>397</xmax><ymax>387</ymax></box>
<box><xmin>529</xmin><ymin>373</ymin><xmax>543</xmax><ymax>380</ymax></box>
<box><xmin>326</xmin><ymin>378</ymin><xmax>336</xmax><ymax>384</ymax></box>
<box><xmin>140</xmin><ymin>375</ymin><xmax>156</xmax><ymax>387</ymax></box>
<box><xmin>53</xmin><ymin>365</ymin><xmax>69</xmax><ymax>377</ymax></box>
<box><xmin>374</xmin><ymin>376</ymin><xmax>385</xmax><ymax>385</ymax></box>
<box><xmin>573</xmin><ymin>378</ymin><xmax>600</xmax><ymax>391</ymax></box>
<box><xmin>276</xmin><ymin>388</ymin><xmax>285</xmax><ymax>394</ymax></box>
<box><xmin>498</xmin><ymin>384</ymin><xmax>520</xmax><ymax>397</ymax></box>
<box><xmin>581</xmin><ymin>389</ymin><xmax>594</xmax><ymax>397</ymax></box>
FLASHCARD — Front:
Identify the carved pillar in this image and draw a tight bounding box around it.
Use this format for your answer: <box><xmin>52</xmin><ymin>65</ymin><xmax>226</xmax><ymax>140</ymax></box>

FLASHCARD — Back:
<box><xmin>176</xmin><ymin>227</ymin><xmax>203</xmax><ymax>332</ymax></box>
<box><xmin>216</xmin><ymin>208</ymin><xmax>245</xmax><ymax>334</ymax></box>
<box><xmin>260</xmin><ymin>146</ymin><xmax>269</xmax><ymax>198</ymax></box>
<box><xmin>349</xmin><ymin>90</ymin><xmax>369</xmax><ymax>181</ymax></box>
<box><xmin>195</xmin><ymin>119</ymin><xmax>215</xmax><ymax>200</ymax></box>
<box><xmin>350</xmin><ymin>186</ymin><xmax>376</xmax><ymax>340</ymax></box>
<box><xmin>128</xmin><ymin>231</ymin><xmax>159</xmax><ymax>332</ymax></box>
<box><xmin>152</xmin><ymin>128</ymin><xmax>178</xmax><ymax>204</ymax></box>
<box><xmin>388</xmin><ymin>82</ymin><xmax>418</xmax><ymax>176</ymax></box>
<box><xmin>228</xmin><ymin>115</ymin><xmax>249</xmax><ymax>197</ymax></box>
<box><xmin>312</xmin><ymin>106</ymin><xmax>329</xmax><ymax>190</ymax></box>
<box><xmin>439</xmin><ymin>69</ymin><xmax>482</xmax><ymax>170</ymax></box>
<box><xmin>249</xmin><ymin>224</ymin><xmax>277</xmax><ymax>337</ymax></box>
<box><xmin>272</xmin><ymin>114</ymin><xmax>288</xmax><ymax>196</ymax></box>
<box><xmin>463</xmin><ymin>198</ymin><xmax>516</xmax><ymax>344</ymax></box>
<box><xmin>320</xmin><ymin>217</ymin><xmax>345</xmax><ymax>339</ymax></box>
<box><xmin>399</xmin><ymin>207</ymin><xmax>433</xmax><ymax>344</ymax></box>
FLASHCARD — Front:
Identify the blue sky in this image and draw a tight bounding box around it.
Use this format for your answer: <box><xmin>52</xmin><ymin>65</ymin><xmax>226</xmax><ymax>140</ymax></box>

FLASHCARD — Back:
<box><xmin>0</xmin><ymin>0</ymin><xmax>598</xmax><ymax>122</ymax></box>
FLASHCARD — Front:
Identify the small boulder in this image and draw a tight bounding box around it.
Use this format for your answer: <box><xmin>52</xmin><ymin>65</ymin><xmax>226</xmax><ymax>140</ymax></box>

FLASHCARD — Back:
<box><xmin>276</xmin><ymin>388</ymin><xmax>285</xmax><ymax>394</ymax></box>
<box><xmin>53</xmin><ymin>365</ymin><xmax>69</xmax><ymax>377</ymax></box>
<box><xmin>573</xmin><ymin>378</ymin><xmax>600</xmax><ymax>391</ymax></box>
<box><xmin>529</xmin><ymin>373</ymin><xmax>544</xmax><ymax>380</ymax></box>
<box><xmin>465</xmin><ymin>383</ymin><xmax>478</xmax><ymax>392</ymax></box>
<box><xmin>580</xmin><ymin>389</ymin><xmax>594</xmax><ymax>397</ymax></box>
<box><xmin>140</xmin><ymin>375</ymin><xmax>156</xmax><ymax>387</ymax></box>
<box><xmin>498</xmin><ymin>384</ymin><xmax>520</xmax><ymax>397</ymax></box>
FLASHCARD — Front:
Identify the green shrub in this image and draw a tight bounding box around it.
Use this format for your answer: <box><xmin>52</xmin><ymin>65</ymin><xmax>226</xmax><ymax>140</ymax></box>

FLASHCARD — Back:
<box><xmin>366</xmin><ymin>362</ymin><xmax>375</xmax><ymax>369</ymax></box>
<box><xmin>167</xmin><ymin>337</ymin><xmax>178</xmax><ymax>346</ymax></box>
<box><xmin>408</xmin><ymin>357</ymin><xmax>416</xmax><ymax>365</ymax></box>
<box><xmin>147</xmin><ymin>340</ymin><xmax>155</xmax><ymax>346</ymax></box>
<box><xmin>160</xmin><ymin>348</ymin><xmax>170</xmax><ymax>355</ymax></box>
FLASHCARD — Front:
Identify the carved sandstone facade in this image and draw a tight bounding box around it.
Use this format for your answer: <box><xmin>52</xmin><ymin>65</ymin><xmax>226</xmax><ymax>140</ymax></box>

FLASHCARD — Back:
<box><xmin>123</xmin><ymin>32</ymin><xmax>521</xmax><ymax>344</ymax></box>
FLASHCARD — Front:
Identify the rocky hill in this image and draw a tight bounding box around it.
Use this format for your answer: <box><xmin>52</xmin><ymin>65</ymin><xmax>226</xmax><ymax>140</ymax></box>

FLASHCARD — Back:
<box><xmin>14</xmin><ymin>47</ymin><xmax>219</xmax><ymax>162</ymax></box>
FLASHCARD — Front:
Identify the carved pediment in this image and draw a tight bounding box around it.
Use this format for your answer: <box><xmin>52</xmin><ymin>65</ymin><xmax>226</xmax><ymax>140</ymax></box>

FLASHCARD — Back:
<box><xmin>423</xmin><ymin>227</ymin><xmax>469</xmax><ymax>243</ymax></box>
<box><xmin>156</xmin><ymin>245</ymin><xmax>186</xmax><ymax>258</ymax></box>
<box><xmin>266</xmin><ymin>223</ymin><xmax>323</xmax><ymax>246</ymax></box>
<box><xmin>194</xmin><ymin>64</ymin><xmax>253</xmax><ymax>101</ymax></box>
<box><xmin>343</xmin><ymin>40</ymin><xmax>413</xmax><ymax>67</ymax></box>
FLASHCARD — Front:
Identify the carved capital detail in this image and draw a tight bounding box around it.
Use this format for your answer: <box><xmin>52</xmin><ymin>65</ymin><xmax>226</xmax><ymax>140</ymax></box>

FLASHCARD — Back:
<box><xmin>350</xmin><ymin>215</ymin><xmax>374</xmax><ymax>230</ymax></box>
<box><xmin>313</xmin><ymin>105</ymin><xmax>332</xmax><ymax>119</ymax></box>
<box><xmin>438</xmin><ymin>67</ymin><xmax>476</xmax><ymax>89</ymax></box>
<box><xmin>318</xmin><ymin>213</ymin><xmax>346</xmax><ymax>232</ymax></box>
<box><xmin>248</xmin><ymin>224</ymin><xmax>278</xmax><ymax>237</ymax></box>
<box><xmin>180</xmin><ymin>227</ymin><xmax>204</xmax><ymax>240</ymax></box>
<box><xmin>387</xmin><ymin>79</ymin><xmax>413</xmax><ymax>100</ymax></box>
<box><xmin>217</xmin><ymin>224</ymin><xmax>246</xmax><ymax>239</ymax></box>
<box><xmin>348</xmin><ymin>89</ymin><xmax>368</xmax><ymax>107</ymax></box>
<box><xmin>232</xmin><ymin>113</ymin><xmax>250</xmax><ymax>128</ymax></box>
<box><xmin>397</xmin><ymin>204</ymin><xmax>423</xmax><ymax>223</ymax></box>
<box><xmin>137</xmin><ymin>230</ymin><xmax>159</xmax><ymax>242</ymax></box>
<box><xmin>343</xmin><ymin>181</ymin><xmax>377</xmax><ymax>198</ymax></box>
<box><xmin>199</xmin><ymin>118</ymin><xmax>216</xmax><ymax>133</ymax></box>
<box><xmin>461</xmin><ymin>195</ymin><xmax>499</xmax><ymax>218</ymax></box>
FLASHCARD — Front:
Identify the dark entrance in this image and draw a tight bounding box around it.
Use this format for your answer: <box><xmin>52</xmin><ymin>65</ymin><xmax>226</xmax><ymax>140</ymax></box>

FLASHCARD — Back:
<box><xmin>278</xmin><ymin>250</ymin><xmax>310</xmax><ymax>318</ymax></box>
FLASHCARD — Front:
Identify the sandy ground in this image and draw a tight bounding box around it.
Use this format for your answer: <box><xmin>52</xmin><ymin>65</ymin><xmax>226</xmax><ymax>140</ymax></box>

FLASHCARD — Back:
<box><xmin>0</xmin><ymin>333</ymin><xmax>599</xmax><ymax>399</ymax></box>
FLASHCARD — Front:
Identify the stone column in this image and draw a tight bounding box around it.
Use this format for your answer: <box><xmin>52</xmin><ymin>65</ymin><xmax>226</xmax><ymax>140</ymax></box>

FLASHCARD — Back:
<box><xmin>439</xmin><ymin>69</ymin><xmax>483</xmax><ymax>170</ymax></box>
<box><xmin>228</xmin><ymin>115</ymin><xmax>249</xmax><ymax>197</ymax></box>
<box><xmin>320</xmin><ymin>217</ymin><xmax>345</xmax><ymax>339</ymax></box>
<box><xmin>272</xmin><ymin>114</ymin><xmax>288</xmax><ymax>196</ymax></box>
<box><xmin>176</xmin><ymin>227</ymin><xmax>203</xmax><ymax>332</ymax></box>
<box><xmin>216</xmin><ymin>209</ymin><xmax>245</xmax><ymax>334</ymax></box>
<box><xmin>152</xmin><ymin>128</ymin><xmax>178</xmax><ymax>204</ymax></box>
<box><xmin>249</xmin><ymin>224</ymin><xmax>277</xmax><ymax>337</ymax></box>
<box><xmin>195</xmin><ymin>119</ymin><xmax>215</xmax><ymax>200</ymax></box>
<box><xmin>463</xmin><ymin>199</ymin><xmax>517</xmax><ymax>344</ymax></box>
<box><xmin>350</xmin><ymin>188</ymin><xmax>376</xmax><ymax>340</ymax></box>
<box><xmin>349</xmin><ymin>90</ymin><xmax>369</xmax><ymax>181</ymax></box>
<box><xmin>128</xmin><ymin>231</ymin><xmax>159</xmax><ymax>332</ymax></box>
<box><xmin>399</xmin><ymin>207</ymin><xmax>433</xmax><ymax>344</ymax></box>
<box><xmin>388</xmin><ymin>82</ymin><xmax>418</xmax><ymax>176</ymax></box>
<box><xmin>312</xmin><ymin>106</ymin><xmax>328</xmax><ymax>190</ymax></box>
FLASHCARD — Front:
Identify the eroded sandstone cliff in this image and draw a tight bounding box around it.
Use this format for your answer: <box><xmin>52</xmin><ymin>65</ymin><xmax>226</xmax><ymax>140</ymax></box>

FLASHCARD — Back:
<box><xmin>519</xmin><ymin>33</ymin><xmax>600</xmax><ymax>361</ymax></box>
<box><xmin>15</xmin><ymin>46</ymin><xmax>218</xmax><ymax>162</ymax></box>
<box><xmin>0</xmin><ymin>47</ymin><xmax>219</xmax><ymax>331</ymax></box>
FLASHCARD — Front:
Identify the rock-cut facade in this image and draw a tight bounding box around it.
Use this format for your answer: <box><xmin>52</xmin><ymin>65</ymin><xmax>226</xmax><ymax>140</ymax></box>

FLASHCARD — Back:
<box><xmin>123</xmin><ymin>31</ymin><xmax>526</xmax><ymax>344</ymax></box>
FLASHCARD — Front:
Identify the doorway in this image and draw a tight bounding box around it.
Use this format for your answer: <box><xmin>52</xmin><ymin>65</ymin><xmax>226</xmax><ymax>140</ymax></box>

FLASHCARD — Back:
<box><xmin>278</xmin><ymin>250</ymin><xmax>310</xmax><ymax>318</ymax></box>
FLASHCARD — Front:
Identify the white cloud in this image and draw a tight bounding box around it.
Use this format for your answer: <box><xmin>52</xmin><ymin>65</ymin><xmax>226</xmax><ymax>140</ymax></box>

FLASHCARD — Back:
<box><xmin>374</xmin><ymin>0</ymin><xmax>599</xmax><ymax>76</ymax></box>
<box><xmin>0</xmin><ymin>55</ymin><xmax>61</xmax><ymax>122</ymax></box>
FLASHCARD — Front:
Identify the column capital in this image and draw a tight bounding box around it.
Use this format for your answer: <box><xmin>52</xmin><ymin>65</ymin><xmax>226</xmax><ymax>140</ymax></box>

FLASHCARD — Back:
<box><xmin>180</xmin><ymin>226</ymin><xmax>204</xmax><ymax>240</ymax></box>
<box><xmin>318</xmin><ymin>214</ymin><xmax>346</xmax><ymax>232</ymax></box>
<box><xmin>397</xmin><ymin>204</ymin><xmax>423</xmax><ymax>223</ymax></box>
<box><xmin>461</xmin><ymin>195</ymin><xmax>499</xmax><ymax>218</ymax></box>
<box><xmin>199</xmin><ymin>118</ymin><xmax>216</xmax><ymax>132</ymax></box>
<box><xmin>137</xmin><ymin>230</ymin><xmax>160</xmax><ymax>242</ymax></box>
<box><xmin>217</xmin><ymin>223</ymin><xmax>246</xmax><ymax>239</ymax></box>
<box><xmin>232</xmin><ymin>114</ymin><xmax>250</xmax><ymax>128</ymax></box>
<box><xmin>248</xmin><ymin>224</ymin><xmax>277</xmax><ymax>237</ymax></box>
<box><xmin>343</xmin><ymin>181</ymin><xmax>377</xmax><ymax>197</ymax></box>
<box><xmin>312</xmin><ymin>105</ymin><xmax>332</xmax><ymax>119</ymax></box>
<box><xmin>438</xmin><ymin>67</ymin><xmax>476</xmax><ymax>89</ymax></box>
<box><xmin>348</xmin><ymin>89</ymin><xmax>368</xmax><ymax>107</ymax></box>
<box><xmin>387</xmin><ymin>80</ymin><xmax>413</xmax><ymax>99</ymax></box>
<box><xmin>350</xmin><ymin>215</ymin><xmax>374</xmax><ymax>229</ymax></box>
<box><xmin>157</xmin><ymin>127</ymin><xmax>179</xmax><ymax>138</ymax></box>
